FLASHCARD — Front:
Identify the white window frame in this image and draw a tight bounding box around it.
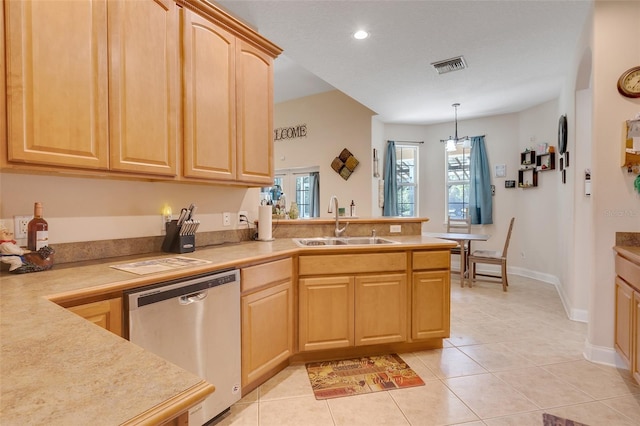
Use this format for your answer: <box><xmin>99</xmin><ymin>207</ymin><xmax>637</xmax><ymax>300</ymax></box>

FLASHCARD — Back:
<box><xmin>395</xmin><ymin>144</ymin><xmax>419</xmax><ymax>217</ymax></box>
<box><xmin>272</xmin><ymin>166</ymin><xmax>319</xmax><ymax>218</ymax></box>
<box><xmin>445</xmin><ymin>143</ymin><xmax>471</xmax><ymax>220</ymax></box>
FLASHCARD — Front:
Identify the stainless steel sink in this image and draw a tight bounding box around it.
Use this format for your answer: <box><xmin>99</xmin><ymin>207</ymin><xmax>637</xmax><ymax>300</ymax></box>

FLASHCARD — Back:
<box><xmin>293</xmin><ymin>237</ymin><xmax>399</xmax><ymax>247</ymax></box>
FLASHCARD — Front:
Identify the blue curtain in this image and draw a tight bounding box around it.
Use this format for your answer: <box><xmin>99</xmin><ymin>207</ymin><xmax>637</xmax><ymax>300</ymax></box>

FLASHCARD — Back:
<box><xmin>469</xmin><ymin>136</ymin><xmax>493</xmax><ymax>224</ymax></box>
<box><xmin>309</xmin><ymin>172</ymin><xmax>320</xmax><ymax>217</ymax></box>
<box><xmin>383</xmin><ymin>141</ymin><xmax>398</xmax><ymax>216</ymax></box>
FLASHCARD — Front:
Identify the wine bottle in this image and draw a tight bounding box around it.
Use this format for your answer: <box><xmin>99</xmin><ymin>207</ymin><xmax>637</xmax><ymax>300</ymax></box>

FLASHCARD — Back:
<box><xmin>27</xmin><ymin>202</ymin><xmax>49</xmax><ymax>251</ymax></box>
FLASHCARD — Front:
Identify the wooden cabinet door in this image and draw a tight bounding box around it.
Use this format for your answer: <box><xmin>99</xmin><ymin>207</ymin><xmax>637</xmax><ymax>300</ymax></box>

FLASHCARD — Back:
<box><xmin>633</xmin><ymin>291</ymin><xmax>640</xmax><ymax>384</ymax></box>
<box><xmin>182</xmin><ymin>9</ymin><xmax>236</xmax><ymax>181</ymax></box>
<box><xmin>615</xmin><ymin>277</ymin><xmax>633</xmax><ymax>367</ymax></box>
<box><xmin>412</xmin><ymin>271</ymin><xmax>450</xmax><ymax>340</ymax></box>
<box><xmin>67</xmin><ymin>297</ymin><xmax>123</xmax><ymax>337</ymax></box>
<box><xmin>235</xmin><ymin>39</ymin><xmax>274</xmax><ymax>185</ymax></box>
<box><xmin>354</xmin><ymin>274</ymin><xmax>407</xmax><ymax>346</ymax></box>
<box><xmin>299</xmin><ymin>276</ymin><xmax>354</xmax><ymax>351</ymax></box>
<box><xmin>108</xmin><ymin>0</ymin><xmax>178</xmax><ymax>176</ymax></box>
<box><xmin>5</xmin><ymin>0</ymin><xmax>109</xmax><ymax>170</ymax></box>
<box><xmin>241</xmin><ymin>280</ymin><xmax>293</xmax><ymax>387</ymax></box>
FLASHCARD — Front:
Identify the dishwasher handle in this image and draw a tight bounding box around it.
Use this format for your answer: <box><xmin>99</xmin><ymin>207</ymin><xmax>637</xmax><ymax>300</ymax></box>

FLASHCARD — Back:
<box><xmin>179</xmin><ymin>290</ymin><xmax>208</xmax><ymax>305</ymax></box>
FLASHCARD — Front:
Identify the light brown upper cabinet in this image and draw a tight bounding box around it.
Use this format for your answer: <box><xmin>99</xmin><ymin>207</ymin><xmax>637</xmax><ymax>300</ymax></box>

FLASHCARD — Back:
<box><xmin>6</xmin><ymin>0</ymin><xmax>178</xmax><ymax>176</ymax></box>
<box><xmin>182</xmin><ymin>9</ymin><xmax>236</xmax><ymax>181</ymax></box>
<box><xmin>235</xmin><ymin>40</ymin><xmax>274</xmax><ymax>185</ymax></box>
<box><xmin>182</xmin><ymin>8</ymin><xmax>276</xmax><ymax>185</ymax></box>
<box><xmin>4</xmin><ymin>0</ymin><xmax>281</xmax><ymax>185</ymax></box>
<box><xmin>108</xmin><ymin>0</ymin><xmax>178</xmax><ymax>176</ymax></box>
<box><xmin>5</xmin><ymin>0</ymin><xmax>110</xmax><ymax>170</ymax></box>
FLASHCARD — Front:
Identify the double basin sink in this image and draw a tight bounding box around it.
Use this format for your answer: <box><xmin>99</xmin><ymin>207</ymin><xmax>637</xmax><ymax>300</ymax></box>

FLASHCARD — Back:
<box><xmin>293</xmin><ymin>236</ymin><xmax>399</xmax><ymax>247</ymax></box>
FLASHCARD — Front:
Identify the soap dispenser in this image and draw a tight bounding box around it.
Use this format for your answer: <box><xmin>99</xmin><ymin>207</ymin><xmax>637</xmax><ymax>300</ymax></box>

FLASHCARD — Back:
<box><xmin>350</xmin><ymin>200</ymin><xmax>356</xmax><ymax>217</ymax></box>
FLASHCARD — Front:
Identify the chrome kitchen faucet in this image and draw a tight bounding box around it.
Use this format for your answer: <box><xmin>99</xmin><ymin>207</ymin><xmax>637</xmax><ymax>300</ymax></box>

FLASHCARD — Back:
<box><xmin>327</xmin><ymin>195</ymin><xmax>348</xmax><ymax>237</ymax></box>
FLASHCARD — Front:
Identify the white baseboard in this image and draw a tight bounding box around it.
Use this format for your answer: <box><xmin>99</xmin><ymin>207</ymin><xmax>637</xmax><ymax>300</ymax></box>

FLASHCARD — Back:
<box><xmin>481</xmin><ymin>264</ymin><xmax>590</xmax><ymax>323</ymax></box>
<box><xmin>583</xmin><ymin>339</ymin><xmax>626</xmax><ymax>369</ymax></box>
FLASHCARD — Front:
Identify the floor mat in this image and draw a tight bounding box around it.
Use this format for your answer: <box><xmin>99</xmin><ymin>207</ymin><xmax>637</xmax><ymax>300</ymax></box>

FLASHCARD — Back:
<box><xmin>305</xmin><ymin>353</ymin><xmax>425</xmax><ymax>400</ymax></box>
<box><xmin>543</xmin><ymin>413</ymin><xmax>589</xmax><ymax>426</ymax></box>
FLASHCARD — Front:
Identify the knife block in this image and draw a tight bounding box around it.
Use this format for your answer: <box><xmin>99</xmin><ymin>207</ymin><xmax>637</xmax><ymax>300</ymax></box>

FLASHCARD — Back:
<box><xmin>161</xmin><ymin>220</ymin><xmax>195</xmax><ymax>254</ymax></box>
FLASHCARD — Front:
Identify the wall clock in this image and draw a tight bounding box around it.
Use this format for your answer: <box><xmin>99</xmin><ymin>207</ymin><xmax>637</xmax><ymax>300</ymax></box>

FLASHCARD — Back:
<box><xmin>617</xmin><ymin>66</ymin><xmax>640</xmax><ymax>98</ymax></box>
<box><xmin>558</xmin><ymin>114</ymin><xmax>567</xmax><ymax>155</ymax></box>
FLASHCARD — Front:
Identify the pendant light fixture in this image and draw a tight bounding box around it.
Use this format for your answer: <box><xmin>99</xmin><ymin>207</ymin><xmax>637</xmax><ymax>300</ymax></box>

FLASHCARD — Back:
<box><xmin>441</xmin><ymin>103</ymin><xmax>469</xmax><ymax>151</ymax></box>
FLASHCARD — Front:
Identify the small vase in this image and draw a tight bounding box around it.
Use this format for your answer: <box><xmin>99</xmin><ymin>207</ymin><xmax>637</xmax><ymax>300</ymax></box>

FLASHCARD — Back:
<box><xmin>289</xmin><ymin>202</ymin><xmax>299</xmax><ymax>219</ymax></box>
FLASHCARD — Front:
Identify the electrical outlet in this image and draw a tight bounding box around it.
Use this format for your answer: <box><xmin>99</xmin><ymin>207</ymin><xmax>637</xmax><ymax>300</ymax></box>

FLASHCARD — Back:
<box><xmin>223</xmin><ymin>212</ymin><xmax>231</xmax><ymax>226</ymax></box>
<box><xmin>390</xmin><ymin>224</ymin><xmax>401</xmax><ymax>233</ymax></box>
<box><xmin>238</xmin><ymin>211</ymin><xmax>248</xmax><ymax>224</ymax></box>
<box><xmin>14</xmin><ymin>215</ymin><xmax>31</xmax><ymax>239</ymax></box>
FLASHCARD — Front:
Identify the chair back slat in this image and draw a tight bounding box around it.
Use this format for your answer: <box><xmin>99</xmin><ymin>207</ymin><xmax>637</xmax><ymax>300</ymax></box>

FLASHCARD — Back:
<box><xmin>447</xmin><ymin>215</ymin><xmax>471</xmax><ymax>233</ymax></box>
<box><xmin>501</xmin><ymin>217</ymin><xmax>515</xmax><ymax>257</ymax></box>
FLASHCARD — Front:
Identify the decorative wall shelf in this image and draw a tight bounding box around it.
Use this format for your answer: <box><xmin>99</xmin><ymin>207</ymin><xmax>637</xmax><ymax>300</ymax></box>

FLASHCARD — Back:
<box><xmin>518</xmin><ymin>150</ymin><xmax>538</xmax><ymax>188</ymax></box>
<box><xmin>536</xmin><ymin>152</ymin><xmax>556</xmax><ymax>171</ymax></box>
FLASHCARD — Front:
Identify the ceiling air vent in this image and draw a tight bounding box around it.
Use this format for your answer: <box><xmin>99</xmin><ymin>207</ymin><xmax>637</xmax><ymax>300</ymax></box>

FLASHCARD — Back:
<box><xmin>431</xmin><ymin>56</ymin><xmax>467</xmax><ymax>75</ymax></box>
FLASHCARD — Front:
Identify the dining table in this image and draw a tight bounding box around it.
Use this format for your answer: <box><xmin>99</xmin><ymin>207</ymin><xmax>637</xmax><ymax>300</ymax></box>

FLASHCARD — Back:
<box><xmin>422</xmin><ymin>232</ymin><xmax>491</xmax><ymax>287</ymax></box>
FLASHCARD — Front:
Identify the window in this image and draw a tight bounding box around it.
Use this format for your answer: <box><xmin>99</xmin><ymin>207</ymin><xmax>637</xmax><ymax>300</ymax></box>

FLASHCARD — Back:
<box><xmin>262</xmin><ymin>167</ymin><xmax>319</xmax><ymax>218</ymax></box>
<box><xmin>294</xmin><ymin>174</ymin><xmax>313</xmax><ymax>218</ymax></box>
<box><xmin>395</xmin><ymin>144</ymin><xmax>418</xmax><ymax>217</ymax></box>
<box><xmin>446</xmin><ymin>143</ymin><xmax>471</xmax><ymax>219</ymax></box>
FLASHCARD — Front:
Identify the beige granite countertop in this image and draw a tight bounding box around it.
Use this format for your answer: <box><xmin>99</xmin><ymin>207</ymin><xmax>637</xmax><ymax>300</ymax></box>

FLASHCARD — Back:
<box><xmin>0</xmin><ymin>236</ymin><xmax>454</xmax><ymax>425</ymax></box>
<box><xmin>614</xmin><ymin>246</ymin><xmax>640</xmax><ymax>265</ymax></box>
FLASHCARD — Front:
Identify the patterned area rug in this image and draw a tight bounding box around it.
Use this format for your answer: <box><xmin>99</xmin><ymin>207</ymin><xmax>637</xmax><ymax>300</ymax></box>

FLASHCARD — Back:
<box><xmin>305</xmin><ymin>353</ymin><xmax>425</xmax><ymax>400</ymax></box>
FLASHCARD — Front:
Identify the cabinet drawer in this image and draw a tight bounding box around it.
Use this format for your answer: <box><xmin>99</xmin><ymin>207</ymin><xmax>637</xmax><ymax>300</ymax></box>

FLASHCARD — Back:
<box><xmin>413</xmin><ymin>251</ymin><xmax>450</xmax><ymax>270</ymax></box>
<box><xmin>299</xmin><ymin>252</ymin><xmax>406</xmax><ymax>276</ymax></box>
<box><xmin>617</xmin><ymin>255</ymin><xmax>640</xmax><ymax>289</ymax></box>
<box><xmin>241</xmin><ymin>258</ymin><xmax>292</xmax><ymax>292</ymax></box>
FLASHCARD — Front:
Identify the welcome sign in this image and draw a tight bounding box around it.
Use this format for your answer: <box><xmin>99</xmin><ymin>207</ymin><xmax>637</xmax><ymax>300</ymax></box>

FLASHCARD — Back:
<box><xmin>274</xmin><ymin>123</ymin><xmax>307</xmax><ymax>141</ymax></box>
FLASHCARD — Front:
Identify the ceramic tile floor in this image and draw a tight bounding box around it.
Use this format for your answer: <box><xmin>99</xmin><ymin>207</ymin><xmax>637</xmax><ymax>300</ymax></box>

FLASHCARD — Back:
<box><xmin>217</xmin><ymin>275</ymin><xmax>640</xmax><ymax>425</ymax></box>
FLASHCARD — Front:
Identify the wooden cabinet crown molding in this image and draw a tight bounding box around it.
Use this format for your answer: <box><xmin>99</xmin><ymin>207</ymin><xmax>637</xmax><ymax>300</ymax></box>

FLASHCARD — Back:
<box><xmin>175</xmin><ymin>0</ymin><xmax>282</xmax><ymax>58</ymax></box>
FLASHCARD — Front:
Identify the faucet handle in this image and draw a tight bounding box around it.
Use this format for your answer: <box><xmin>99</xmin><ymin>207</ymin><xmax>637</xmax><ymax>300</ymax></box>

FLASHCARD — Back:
<box><xmin>371</xmin><ymin>229</ymin><xmax>376</xmax><ymax>238</ymax></box>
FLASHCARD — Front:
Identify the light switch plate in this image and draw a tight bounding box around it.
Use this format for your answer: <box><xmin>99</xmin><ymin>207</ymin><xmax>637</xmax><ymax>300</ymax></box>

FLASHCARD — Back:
<box><xmin>390</xmin><ymin>224</ymin><xmax>401</xmax><ymax>233</ymax></box>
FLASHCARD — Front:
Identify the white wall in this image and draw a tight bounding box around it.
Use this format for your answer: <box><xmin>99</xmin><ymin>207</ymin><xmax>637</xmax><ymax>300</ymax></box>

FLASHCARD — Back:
<box><xmin>371</xmin><ymin>117</ymin><xmax>385</xmax><ymax>217</ymax></box>
<box><xmin>384</xmin><ymin>110</ymin><xmax>562</xmax><ymax>276</ymax></box>
<box><xmin>516</xmin><ymin>101</ymin><xmax>562</xmax><ymax>280</ymax></box>
<box><xmin>274</xmin><ymin>90</ymin><xmax>377</xmax><ymax>217</ymax></box>
<box><xmin>586</xmin><ymin>0</ymin><xmax>640</xmax><ymax>365</ymax></box>
<box><xmin>555</xmin><ymin>5</ymin><xmax>593</xmax><ymax>324</ymax></box>
<box><xmin>0</xmin><ymin>173</ymin><xmax>260</xmax><ymax>245</ymax></box>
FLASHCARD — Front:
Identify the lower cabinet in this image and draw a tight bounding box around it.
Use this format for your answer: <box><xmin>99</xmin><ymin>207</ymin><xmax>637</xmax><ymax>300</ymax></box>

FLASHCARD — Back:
<box><xmin>240</xmin><ymin>258</ymin><xmax>293</xmax><ymax>392</ymax></box>
<box><xmin>299</xmin><ymin>275</ymin><xmax>354</xmax><ymax>351</ymax></box>
<box><xmin>634</xmin><ymin>292</ymin><xmax>640</xmax><ymax>384</ymax></box>
<box><xmin>412</xmin><ymin>251</ymin><xmax>451</xmax><ymax>340</ymax></box>
<box><xmin>299</xmin><ymin>273</ymin><xmax>407</xmax><ymax>351</ymax></box>
<box><xmin>65</xmin><ymin>297</ymin><xmax>123</xmax><ymax>337</ymax></box>
<box><xmin>355</xmin><ymin>274</ymin><xmax>407</xmax><ymax>346</ymax></box>
<box><xmin>615</xmin><ymin>277</ymin><xmax>633</xmax><ymax>367</ymax></box>
<box><xmin>412</xmin><ymin>270</ymin><xmax>450</xmax><ymax>340</ymax></box>
<box><xmin>614</xmin><ymin>253</ymin><xmax>640</xmax><ymax>384</ymax></box>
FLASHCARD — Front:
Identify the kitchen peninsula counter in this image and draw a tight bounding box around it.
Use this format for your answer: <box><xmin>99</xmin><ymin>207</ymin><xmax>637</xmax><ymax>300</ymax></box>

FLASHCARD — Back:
<box><xmin>614</xmin><ymin>246</ymin><xmax>640</xmax><ymax>266</ymax></box>
<box><xmin>0</xmin><ymin>236</ymin><xmax>454</xmax><ymax>425</ymax></box>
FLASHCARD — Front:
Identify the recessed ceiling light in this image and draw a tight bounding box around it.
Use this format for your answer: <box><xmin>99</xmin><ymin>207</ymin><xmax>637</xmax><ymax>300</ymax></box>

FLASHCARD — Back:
<box><xmin>353</xmin><ymin>30</ymin><xmax>369</xmax><ymax>40</ymax></box>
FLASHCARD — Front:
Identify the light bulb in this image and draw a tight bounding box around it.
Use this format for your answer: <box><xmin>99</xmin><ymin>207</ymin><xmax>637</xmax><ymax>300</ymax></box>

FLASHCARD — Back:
<box><xmin>163</xmin><ymin>205</ymin><xmax>172</xmax><ymax>222</ymax></box>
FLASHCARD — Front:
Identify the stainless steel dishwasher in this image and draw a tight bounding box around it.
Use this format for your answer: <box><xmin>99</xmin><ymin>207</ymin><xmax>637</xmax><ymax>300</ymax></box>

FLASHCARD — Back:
<box><xmin>125</xmin><ymin>269</ymin><xmax>241</xmax><ymax>425</ymax></box>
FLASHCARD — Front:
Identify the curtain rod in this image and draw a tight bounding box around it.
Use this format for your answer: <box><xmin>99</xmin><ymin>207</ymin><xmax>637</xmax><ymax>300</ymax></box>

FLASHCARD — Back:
<box><xmin>388</xmin><ymin>140</ymin><xmax>424</xmax><ymax>144</ymax></box>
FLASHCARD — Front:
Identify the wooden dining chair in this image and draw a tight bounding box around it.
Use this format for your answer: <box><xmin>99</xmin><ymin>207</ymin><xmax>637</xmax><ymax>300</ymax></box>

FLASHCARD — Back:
<box><xmin>467</xmin><ymin>217</ymin><xmax>515</xmax><ymax>291</ymax></box>
<box><xmin>447</xmin><ymin>215</ymin><xmax>471</xmax><ymax>256</ymax></box>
